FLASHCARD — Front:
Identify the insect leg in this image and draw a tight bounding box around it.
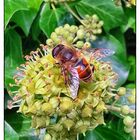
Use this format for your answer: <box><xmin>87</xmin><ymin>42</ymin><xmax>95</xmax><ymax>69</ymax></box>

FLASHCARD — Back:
<box><xmin>61</xmin><ymin>66</ymin><xmax>69</xmax><ymax>85</ymax></box>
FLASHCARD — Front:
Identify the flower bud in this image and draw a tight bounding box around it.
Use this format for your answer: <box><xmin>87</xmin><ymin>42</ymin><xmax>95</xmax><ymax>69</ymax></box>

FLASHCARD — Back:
<box><xmin>123</xmin><ymin>116</ymin><xmax>134</xmax><ymax>127</ymax></box>
<box><xmin>92</xmin><ymin>96</ymin><xmax>100</xmax><ymax>108</ymax></box>
<box><xmin>75</xmin><ymin>120</ymin><xmax>88</xmax><ymax>133</ymax></box>
<box><xmin>50</xmin><ymin>123</ymin><xmax>63</xmax><ymax>132</ymax></box>
<box><xmin>60</xmin><ymin>97</ymin><xmax>73</xmax><ymax>113</ymax></box>
<box><xmin>26</xmin><ymin>105</ymin><xmax>37</xmax><ymax>114</ymax></box>
<box><xmin>67</xmin><ymin>36</ymin><xmax>74</xmax><ymax>43</ymax></box>
<box><xmin>76</xmin><ymin>41</ymin><xmax>84</xmax><ymax>48</ymax></box>
<box><xmin>69</xmin><ymin>25</ymin><xmax>78</xmax><ymax>33</ymax></box>
<box><xmin>42</xmin><ymin>103</ymin><xmax>54</xmax><ymax>115</ymax></box>
<box><xmin>36</xmin><ymin>116</ymin><xmax>46</xmax><ymax>128</ymax></box>
<box><xmin>63</xmin><ymin>119</ymin><xmax>75</xmax><ymax>130</ymax></box>
<box><xmin>131</xmin><ymin>89</ymin><xmax>135</xmax><ymax>96</ymax></box>
<box><xmin>121</xmin><ymin>105</ymin><xmax>130</xmax><ymax>115</ymax></box>
<box><xmin>67</xmin><ymin>109</ymin><xmax>79</xmax><ymax>120</ymax></box>
<box><xmin>50</xmin><ymin>32</ymin><xmax>57</xmax><ymax>40</ymax></box>
<box><xmin>46</xmin><ymin>39</ymin><xmax>54</xmax><ymax>46</ymax></box>
<box><xmin>95</xmin><ymin>101</ymin><xmax>105</xmax><ymax>113</ymax></box>
<box><xmin>63</xmin><ymin>31</ymin><xmax>69</xmax><ymax>38</ymax></box>
<box><xmin>84</xmin><ymin>42</ymin><xmax>91</xmax><ymax>48</ymax></box>
<box><xmin>34</xmin><ymin>100</ymin><xmax>42</xmax><ymax>110</ymax></box>
<box><xmin>96</xmin><ymin>29</ymin><xmax>102</xmax><ymax>34</ymax></box>
<box><xmin>92</xmin><ymin>14</ymin><xmax>99</xmax><ymax>22</ymax></box>
<box><xmin>124</xmin><ymin>126</ymin><xmax>133</xmax><ymax>133</ymax></box>
<box><xmin>49</xmin><ymin>97</ymin><xmax>59</xmax><ymax>108</ymax></box>
<box><xmin>127</xmin><ymin>95</ymin><xmax>135</xmax><ymax>104</ymax></box>
<box><xmin>44</xmin><ymin>134</ymin><xmax>52</xmax><ymax>140</ymax></box>
<box><xmin>90</xmin><ymin>35</ymin><xmax>96</xmax><ymax>41</ymax></box>
<box><xmin>77</xmin><ymin>29</ymin><xmax>85</xmax><ymax>39</ymax></box>
<box><xmin>118</xmin><ymin>87</ymin><xmax>126</xmax><ymax>96</ymax></box>
<box><xmin>81</xmin><ymin>105</ymin><xmax>93</xmax><ymax>117</ymax></box>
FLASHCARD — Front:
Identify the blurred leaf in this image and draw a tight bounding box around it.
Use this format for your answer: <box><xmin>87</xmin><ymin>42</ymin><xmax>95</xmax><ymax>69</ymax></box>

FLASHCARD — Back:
<box><xmin>31</xmin><ymin>14</ymin><xmax>41</xmax><ymax>41</ymax></box>
<box><xmin>39</xmin><ymin>3</ymin><xmax>66</xmax><ymax>37</ymax></box>
<box><xmin>11</xmin><ymin>10</ymin><xmax>37</xmax><ymax>36</ymax></box>
<box><xmin>5</xmin><ymin>29</ymin><xmax>24</xmax><ymax>90</ymax></box>
<box><xmin>75</xmin><ymin>0</ymin><xmax>126</xmax><ymax>31</ymax></box>
<box><xmin>92</xmin><ymin>35</ymin><xmax>130</xmax><ymax>87</ymax></box>
<box><xmin>5</xmin><ymin>0</ymin><xmax>28</xmax><ymax>28</ymax></box>
<box><xmin>107</xmin><ymin>57</ymin><xmax>130</xmax><ymax>88</ymax></box>
<box><xmin>59</xmin><ymin>12</ymin><xmax>76</xmax><ymax>25</ymax></box>
<box><xmin>5</xmin><ymin>110</ymin><xmax>39</xmax><ymax>140</ymax></box>
<box><xmin>125</xmin><ymin>83</ymin><xmax>135</xmax><ymax>89</ymax></box>
<box><xmin>27</xmin><ymin>0</ymin><xmax>43</xmax><ymax>10</ymax></box>
<box><xmin>127</xmin><ymin>55</ymin><xmax>136</xmax><ymax>81</ymax></box>
<box><xmin>5</xmin><ymin>121</ymin><xmax>19</xmax><ymax>140</ymax></box>
<box><xmin>121</xmin><ymin>7</ymin><xmax>136</xmax><ymax>33</ymax></box>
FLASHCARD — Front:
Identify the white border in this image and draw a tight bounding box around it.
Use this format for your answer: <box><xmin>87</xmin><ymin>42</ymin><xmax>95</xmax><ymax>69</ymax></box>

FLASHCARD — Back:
<box><xmin>1</xmin><ymin>1</ymin><xmax>138</xmax><ymax>140</ymax></box>
<box><xmin>136</xmin><ymin>0</ymin><xmax>139</xmax><ymax>139</ymax></box>
<box><xmin>0</xmin><ymin>0</ymin><xmax>4</xmax><ymax>139</ymax></box>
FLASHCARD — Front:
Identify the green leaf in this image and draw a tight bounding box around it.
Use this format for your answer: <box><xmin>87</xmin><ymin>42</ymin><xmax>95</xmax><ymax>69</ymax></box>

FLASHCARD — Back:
<box><xmin>75</xmin><ymin>0</ymin><xmax>126</xmax><ymax>31</ymax></box>
<box><xmin>127</xmin><ymin>55</ymin><xmax>136</xmax><ymax>82</ymax></box>
<box><xmin>58</xmin><ymin>12</ymin><xmax>76</xmax><ymax>25</ymax></box>
<box><xmin>125</xmin><ymin>83</ymin><xmax>135</xmax><ymax>89</ymax></box>
<box><xmin>121</xmin><ymin>7</ymin><xmax>136</xmax><ymax>33</ymax></box>
<box><xmin>5</xmin><ymin>29</ymin><xmax>24</xmax><ymax>90</ymax></box>
<box><xmin>5</xmin><ymin>110</ymin><xmax>39</xmax><ymax>140</ymax></box>
<box><xmin>11</xmin><ymin>10</ymin><xmax>38</xmax><ymax>36</ymax></box>
<box><xmin>31</xmin><ymin>14</ymin><xmax>41</xmax><ymax>41</ymax></box>
<box><xmin>5</xmin><ymin>121</ymin><xmax>19</xmax><ymax>140</ymax></box>
<box><xmin>39</xmin><ymin>3</ymin><xmax>66</xmax><ymax>37</ymax></box>
<box><xmin>4</xmin><ymin>0</ymin><xmax>28</xmax><ymax>28</ymax></box>
<box><xmin>27</xmin><ymin>0</ymin><xmax>43</xmax><ymax>11</ymax></box>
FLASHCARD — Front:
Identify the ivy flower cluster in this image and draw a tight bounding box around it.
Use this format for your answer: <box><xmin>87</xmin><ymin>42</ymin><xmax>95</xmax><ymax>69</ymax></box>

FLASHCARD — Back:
<box><xmin>8</xmin><ymin>21</ymin><xmax>135</xmax><ymax>140</ymax></box>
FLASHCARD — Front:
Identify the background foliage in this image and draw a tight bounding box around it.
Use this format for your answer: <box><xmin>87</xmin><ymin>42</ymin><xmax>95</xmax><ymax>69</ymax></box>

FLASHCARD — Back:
<box><xmin>4</xmin><ymin>0</ymin><xmax>136</xmax><ymax>139</ymax></box>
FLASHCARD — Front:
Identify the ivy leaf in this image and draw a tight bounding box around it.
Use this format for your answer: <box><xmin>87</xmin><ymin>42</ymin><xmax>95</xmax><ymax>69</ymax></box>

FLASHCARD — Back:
<box><xmin>31</xmin><ymin>14</ymin><xmax>41</xmax><ymax>41</ymax></box>
<box><xmin>127</xmin><ymin>55</ymin><xmax>136</xmax><ymax>82</ymax></box>
<box><xmin>11</xmin><ymin>10</ymin><xmax>37</xmax><ymax>36</ymax></box>
<box><xmin>5</xmin><ymin>110</ymin><xmax>39</xmax><ymax>140</ymax></box>
<box><xmin>121</xmin><ymin>7</ymin><xmax>136</xmax><ymax>33</ymax></box>
<box><xmin>5</xmin><ymin>121</ymin><xmax>19</xmax><ymax>140</ymax></box>
<box><xmin>5</xmin><ymin>29</ymin><xmax>24</xmax><ymax>90</ymax></box>
<box><xmin>4</xmin><ymin>0</ymin><xmax>29</xmax><ymax>28</ymax></box>
<box><xmin>39</xmin><ymin>3</ymin><xmax>66</xmax><ymax>37</ymax></box>
<box><xmin>27</xmin><ymin>0</ymin><xmax>43</xmax><ymax>11</ymax></box>
<box><xmin>75</xmin><ymin>0</ymin><xmax>126</xmax><ymax>31</ymax></box>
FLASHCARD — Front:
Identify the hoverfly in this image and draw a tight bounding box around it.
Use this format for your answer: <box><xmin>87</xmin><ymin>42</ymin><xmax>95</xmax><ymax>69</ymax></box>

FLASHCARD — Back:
<box><xmin>52</xmin><ymin>43</ymin><xmax>115</xmax><ymax>99</ymax></box>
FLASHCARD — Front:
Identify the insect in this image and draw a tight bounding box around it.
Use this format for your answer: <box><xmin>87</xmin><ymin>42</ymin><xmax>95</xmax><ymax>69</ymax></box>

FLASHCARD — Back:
<box><xmin>52</xmin><ymin>44</ymin><xmax>115</xmax><ymax>99</ymax></box>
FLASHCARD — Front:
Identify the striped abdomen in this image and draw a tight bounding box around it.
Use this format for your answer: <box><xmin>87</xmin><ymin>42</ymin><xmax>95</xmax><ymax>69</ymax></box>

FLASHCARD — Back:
<box><xmin>74</xmin><ymin>58</ymin><xmax>93</xmax><ymax>82</ymax></box>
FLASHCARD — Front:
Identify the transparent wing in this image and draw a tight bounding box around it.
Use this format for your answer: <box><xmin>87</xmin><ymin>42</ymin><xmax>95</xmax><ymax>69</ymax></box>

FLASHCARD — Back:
<box><xmin>86</xmin><ymin>48</ymin><xmax>115</xmax><ymax>60</ymax></box>
<box><xmin>68</xmin><ymin>67</ymin><xmax>79</xmax><ymax>99</ymax></box>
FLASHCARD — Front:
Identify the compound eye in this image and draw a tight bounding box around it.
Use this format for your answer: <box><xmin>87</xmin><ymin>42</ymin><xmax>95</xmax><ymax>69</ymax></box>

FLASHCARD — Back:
<box><xmin>63</xmin><ymin>51</ymin><xmax>73</xmax><ymax>61</ymax></box>
<box><xmin>52</xmin><ymin>44</ymin><xmax>64</xmax><ymax>58</ymax></box>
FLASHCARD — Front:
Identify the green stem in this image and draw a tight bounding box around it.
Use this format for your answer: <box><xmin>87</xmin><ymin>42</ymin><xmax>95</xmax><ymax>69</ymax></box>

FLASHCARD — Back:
<box><xmin>112</xmin><ymin>95</ymin><xmax>120</xmax><ymax>106</ymax></box>
<box><xmin>64</xmin><ymin>2</ymin><xmax>86</xmax><ymax>26</ymax></box>
<box><xmin>51</xmin><ymin>3</ymin><xmax>56</xmax><ymax>10</ymax></box>
<box><xmin>72</xmin><ymin>37</ymin><xmax>78</xmax><ymax>44</ymax></box>
<box><xmin>106</xmin><ymin>105</ymin><xmax>135</xmax><ymax>116</ymax></box>
<box><xmin>77</xmin><ymin>134</ymin><xmax>79</xmax><ymax>140</ymax></box>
